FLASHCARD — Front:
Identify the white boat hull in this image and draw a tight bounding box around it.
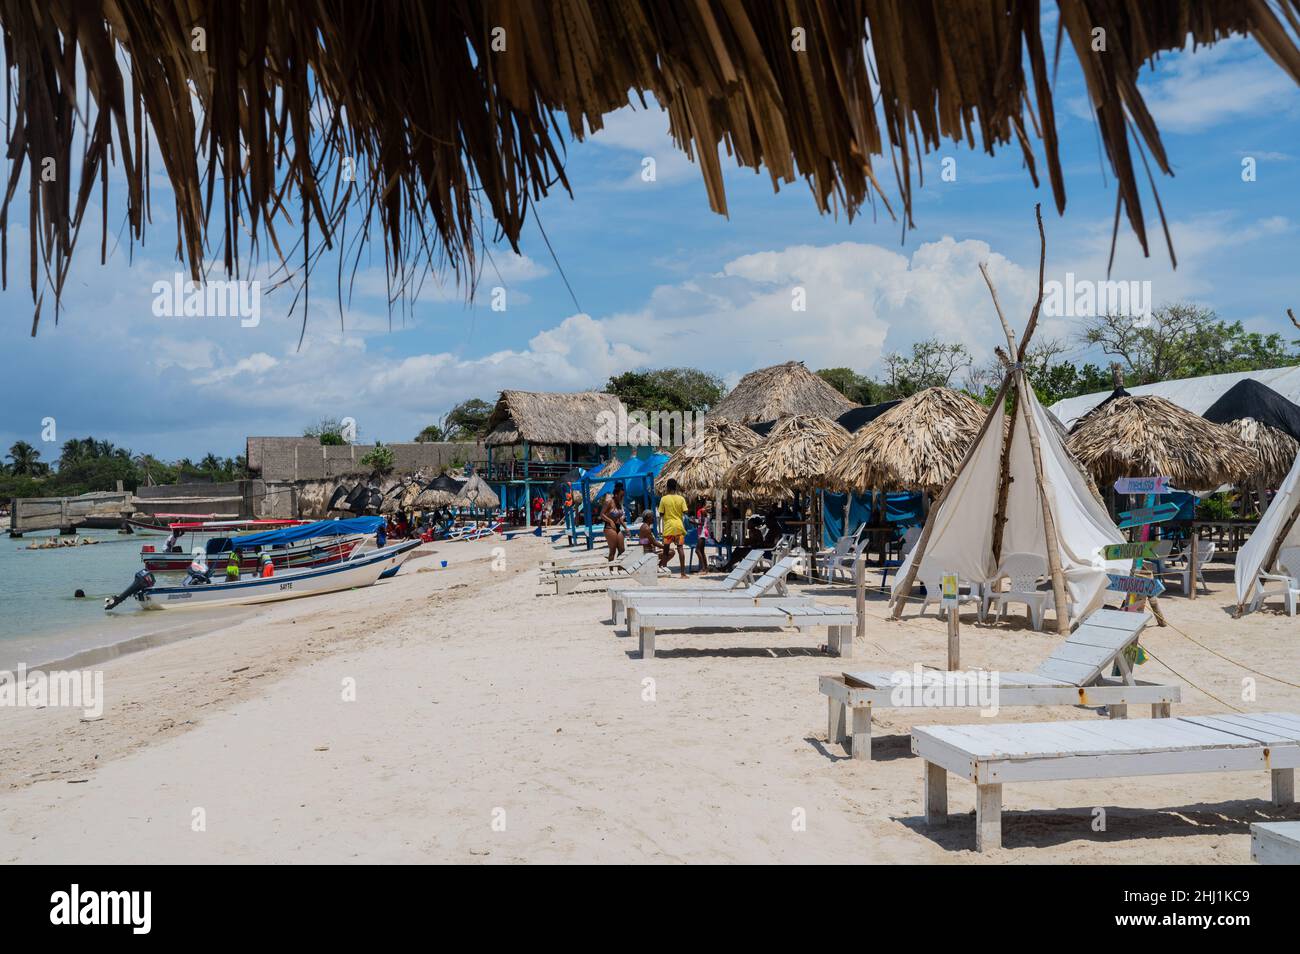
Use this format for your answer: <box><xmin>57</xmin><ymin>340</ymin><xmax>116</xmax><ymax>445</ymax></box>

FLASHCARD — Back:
<box><xmin>133</xmin><ymin>541</ymin><xmax>420</xmax><ymax>609</ymax></box>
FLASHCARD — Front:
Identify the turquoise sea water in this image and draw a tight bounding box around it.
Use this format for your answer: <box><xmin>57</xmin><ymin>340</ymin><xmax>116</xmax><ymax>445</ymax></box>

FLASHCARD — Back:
<box><xmin>0</xmin><ymin>527</ymin><xmax>247</xmax><ymax>669</ymax></box>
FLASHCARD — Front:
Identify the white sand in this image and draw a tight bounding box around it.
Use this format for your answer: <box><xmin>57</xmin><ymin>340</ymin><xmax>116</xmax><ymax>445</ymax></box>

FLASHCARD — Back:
<box><xmin>0</xmin><ymin>536</ymin><xmax>1296</xmax><ymax>863</ymax></box>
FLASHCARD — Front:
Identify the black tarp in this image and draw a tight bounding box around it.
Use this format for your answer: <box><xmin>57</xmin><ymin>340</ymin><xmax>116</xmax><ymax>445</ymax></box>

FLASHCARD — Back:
<box><xmin>1203</xmin><ymin>378</ymin><xmax>1300</xmax><ymax>442</ymax></box>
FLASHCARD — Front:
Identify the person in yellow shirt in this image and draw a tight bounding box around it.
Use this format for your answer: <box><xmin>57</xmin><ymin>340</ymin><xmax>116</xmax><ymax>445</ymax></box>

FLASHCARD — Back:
<box><xmin>657</xmin><ymin>479</ymin><xmax>688</xmax><ymax>575</ymax></box>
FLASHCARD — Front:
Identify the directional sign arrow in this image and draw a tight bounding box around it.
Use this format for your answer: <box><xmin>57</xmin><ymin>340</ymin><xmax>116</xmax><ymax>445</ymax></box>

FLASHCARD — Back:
<box><xmin>1117</xmin><ymin>502</ymin><xmax>1181</xmax><ymax>529</ymax></box>
<box><xmin>1106</xmin><ymin>573</ymin><xmax>1166</xmax><ymax>597</ymax></box>
<box><xmin>1115</xmin><ymin>476</ymin><xmax>1172</xmax><ymax>495</ymax></box>
<box><xmin>1103</xmin><ymin>540</ymin><xmax>1175</xmax><ymax>561</ymax></box>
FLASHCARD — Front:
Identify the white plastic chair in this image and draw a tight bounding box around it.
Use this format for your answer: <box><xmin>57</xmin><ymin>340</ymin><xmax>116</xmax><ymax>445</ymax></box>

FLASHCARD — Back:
<box><xmin>879</xmin><ymin>527</ymin><xmax>922</xmax><ymax>587</ymax></box>
<box><xmin>1252</xmin><ymin>545</ymin><xmax>1300</xmax><ymax>615</ymax></box>
<box><xmin>1158</xmin><ymin>539</ymin><xmax>1215</xmax><ymax>595</ymax></box>
<box><xmin>984</xmin><ymin>552</ymin><xmax>1054</xmax><ymax>630</ymax></box>
<box><xmin>918</xmin><ymin>571</ymin><xmax>982</xmax><ymax>620</ymax></box>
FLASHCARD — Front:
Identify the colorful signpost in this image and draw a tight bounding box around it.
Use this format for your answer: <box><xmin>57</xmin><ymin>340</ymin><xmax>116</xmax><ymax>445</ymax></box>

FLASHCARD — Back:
<box><xmin>1106</xmin><ymin>573</ymin><xmax>1166</xmax><ymax>597</ymax></box>
<box><xmin>1117</xmin><ymin>503</ymin><xmax>1180</xmax><ymax>529</ymax></box>
<box><xmin>1102</xmin><ymin>540</ymin><xmax>1174</xmax><ymax>561</ymax></box>
<box><xmin>1114</xmin><ymin>476</ymin><xmax>1172</xmax><ymax>495</ymax></box>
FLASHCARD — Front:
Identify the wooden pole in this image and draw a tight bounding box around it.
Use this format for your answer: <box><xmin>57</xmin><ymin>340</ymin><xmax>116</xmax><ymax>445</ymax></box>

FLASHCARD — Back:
<box><xmin>855</xmin><ymin>549</ymin><xmax>866</xmax><ymax>644</ymax></box>
<box><xmin>892</xmin><ymin>374</ymin><xmax>1013</xmax><ymax>617</ymax></box>
<box><xmin>1188</xmin><ymin>533</ymin><xmax>1198</xmax><ymax>600</ymax></box>
<box><xmin>1017</xmin><ymin>372</ymin><xmax>1071</xmax><ymax>634</ymax></box>
<box><xmin>946</xmin><ymin>603</ymin><xmax>960</xmax><ymax>670</ymax></box>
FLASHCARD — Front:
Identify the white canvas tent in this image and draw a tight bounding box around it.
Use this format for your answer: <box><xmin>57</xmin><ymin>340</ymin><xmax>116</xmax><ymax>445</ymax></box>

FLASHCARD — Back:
<box><xmin>1235</xmin><ymin>448</ymin><xmax>1300</xmax><ymax>611</ymax></box>
<box><xmin>891</xmin><ymin>205</ymin><xmax>1126</xmax><ymax>634</ymax></box>
<box><xmin>890</xmin><ymin>385</ymin><xmax>1126</xmax><ymax>626</ymax></box>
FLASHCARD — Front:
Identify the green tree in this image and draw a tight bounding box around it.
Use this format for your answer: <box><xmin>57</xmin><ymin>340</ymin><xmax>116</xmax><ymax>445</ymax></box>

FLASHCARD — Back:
<box><xmin>414</xmin><ymin>424</ymin><xmax>446</xmax><ymax>442</ymax></box>
<box><xmin>1080</xmin><ymin>303</ymin><xmax>1299</xmax><ymax>385</ymax></box>
<box><xmin>881</xmin><ymin>338</ymin><xmax>973</xmax><ymax>398</ymax></box>
<box><xmin>6</xmin><ymin>440</ymin><xmax>48</xmax><ymax>476</ymax></box>
<box><xmin>604</xmin><ymin>368</ymin><xmax>725</xmax><ymax>414</ymax></box>
<box><xmin>305</xmin><ymin>417</ymin><xmax>350</xmax><ymax>445</ymax></box>
<box><xmin>441</xmin><ymin>398</ymin><xmax>495</xmax><ymax>439</ymax></box>
<box><xmin>816</xmin><ymin>367</ymin><xmax>883</xmax><ymax>405</ymax></box>
<box><xmin>360</xmin><ymin>442</ymin><xmax>395</xmax><ymax>477</ymax></box>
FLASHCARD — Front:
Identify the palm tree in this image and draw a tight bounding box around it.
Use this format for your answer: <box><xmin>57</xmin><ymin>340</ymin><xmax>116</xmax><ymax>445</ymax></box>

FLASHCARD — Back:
<box><xmin>6</xmin><ymin>440</ymin><xmax>43</xmax><ymax>475</ymax></box>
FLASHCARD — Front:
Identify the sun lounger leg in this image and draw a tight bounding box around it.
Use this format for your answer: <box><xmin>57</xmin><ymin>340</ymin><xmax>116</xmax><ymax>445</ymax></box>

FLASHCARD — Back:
<box><xmin>610</xmin><ymin>597</ymin><xmax>622</xmax><ymax>623</ymax></box>
<box><xmin>639</xmin><ymin>626</ymin><xmax>656</xmax><ymax>660</ymax></box>
<box><xmin>1272</xmin><ymin>768</ymin><xmax>1295</xmax><ymax>806</ymax></box>
<box><xmin>975</xmin><ymin>783</ymin><xmax>1002</xmax><ymax>852</ymax></box>
<box><xmin>850</xmin><ymin>705</ymin><xmax>871</xmax><ymax>761</ymax></box>
<box><xmin>828</xmin><ymin>696</ymin><xmax>846</xmax><ymax>747</ymax></box>
<box><xmin>827</xmin><ymin>624</ymin><xmax>853</xmax><ymax>658</ymax></box>
<box><xmin>1107</xmin><ymin>703</ymin><xmax>1128</xmax><ymax>719</ymax></box>
<box><xmin>1152</xmin><ymin>702</ymin><xmax>1171</xmax><ymax>718</ymax></box>
<box><xmin>923</xmin><ymin>761</ymin><xmax>947</xmax><ymax>825</ymax></box>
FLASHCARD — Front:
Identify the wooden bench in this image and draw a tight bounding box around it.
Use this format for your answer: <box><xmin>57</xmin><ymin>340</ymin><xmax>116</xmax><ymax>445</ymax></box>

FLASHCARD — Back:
<box><xmin>1251</xmin><ymin>821</ymin><xmax>1300</xmax><ymax>864</ymax></box>
<box><xmin>913</xmin><ymin>712</ymin><xmax>1300</xmax><ymax>852</ymax></box>
<box><xmin>626</xmin><ymin>603</ymin><xmax>855</xmax><ymax>659</ymax></box>
<box><xmin>820</xmin><ymin>608</ymin><xmax>1177</xmax><ymax>760</ymax></box>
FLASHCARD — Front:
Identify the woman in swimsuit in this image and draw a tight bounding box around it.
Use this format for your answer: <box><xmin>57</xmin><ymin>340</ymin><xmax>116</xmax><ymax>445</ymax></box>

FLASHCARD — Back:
<box><xmin>599</xmin><ymin>482</ymin><xmax>627</xmax><ymax>562</ymax></box>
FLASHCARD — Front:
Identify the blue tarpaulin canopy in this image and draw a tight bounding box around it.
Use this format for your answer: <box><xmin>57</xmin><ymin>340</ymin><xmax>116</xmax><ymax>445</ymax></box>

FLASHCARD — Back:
<box><xmin>229</xmin><ymin>516</ymin><xmax>385</xmax><ymax>549</ymax></box>
<box><xmin>585</xmin><ymin>454</ymin><xmax>670</xmax><ymax>499</ymax></box>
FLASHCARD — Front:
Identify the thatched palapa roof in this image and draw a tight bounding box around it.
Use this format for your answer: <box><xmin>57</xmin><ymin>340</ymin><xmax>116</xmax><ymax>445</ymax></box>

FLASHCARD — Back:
<box><xmin>1223</xmin><ymin>418</ymin><xmax>1300</xmax><ymax>488</ymax></box>
<box><xmin>454</xmin><ymin>474</ymin><xmax>501</xmax><ymax>509</ymax></box>
<box><xmin>655</xmin><ymin>419</ymin><xmax>762</xmax><ymax>495</ymax></box>
<box><xmin>709</xmin><ymin>362</ymin><xmax>857</xmax><ymax>425</ymax></box>
<box><xmin>1066</xmin><ymin>391</ymin><xmax>1258</xmax><ymax>492</ymax></box>
<box><xmin>8</xmin><ymin>4</ymin><xmax>1300</xmax><ymax>333</ymax></box>
<box><xmin>725</xmin><ymin>415</ymin><xmax>850</xmax><ymax>498</ymax></box>
<box><xmin>826</xmin><ymin>387</ymin><xmax>987</xmax><ymax>494</ymax></box>
<box><xmin>485</xmin><ymin>390</ymin><xmax>654</xmax><ymax>448</ymax></box>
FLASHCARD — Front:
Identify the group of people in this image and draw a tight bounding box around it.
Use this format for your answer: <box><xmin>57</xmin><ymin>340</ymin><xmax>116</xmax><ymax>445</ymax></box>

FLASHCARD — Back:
<box><xmin>184</xmin><ymin>546</ymin><xmax>278</xmax><ymax>585</ymax></box>
<box><xmin>598</xmin><ymin>478</ymin><xmax>712</xmax><ymax>574</ymax></box>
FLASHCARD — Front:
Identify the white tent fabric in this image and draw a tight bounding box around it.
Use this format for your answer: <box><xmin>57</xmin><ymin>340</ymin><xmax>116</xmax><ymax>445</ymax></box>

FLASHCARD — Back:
<box><xmin>1049</xmin><ymin>366</ymin><xmax>1300</xmax><ymax>430</ymax></box>
<box><xmin>894</xmin><ymin>385</ymin><xmax>1127</xmax><ymax>617</ymax></box>
<box><xmin>1235</xmin><ymin>449</ymin><xmax>1300</xmax><ymax>607</ymax></box>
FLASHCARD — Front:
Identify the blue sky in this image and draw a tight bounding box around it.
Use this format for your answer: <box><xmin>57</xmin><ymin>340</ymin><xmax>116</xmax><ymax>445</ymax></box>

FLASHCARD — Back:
<box><xmin>2</xmin><ymin>28</ymin><xmax>1299</xmax><ymax>462</ymax></box>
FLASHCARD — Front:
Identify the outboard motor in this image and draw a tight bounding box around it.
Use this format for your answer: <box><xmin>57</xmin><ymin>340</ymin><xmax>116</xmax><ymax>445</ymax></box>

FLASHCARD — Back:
<box><xmin>104</xmin><ymin>569</ymin><xmax>156</xmax><ymax>610</ymax></box>
<box><xmin>184</xmin><ymin>565</ymin><xmax>214</xmax><ymax>586</ymax></box>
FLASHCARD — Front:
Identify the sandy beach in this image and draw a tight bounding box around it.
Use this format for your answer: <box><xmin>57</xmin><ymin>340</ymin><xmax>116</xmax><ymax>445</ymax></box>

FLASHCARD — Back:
<box><xmin>1</xmin><ymin>536</ymin><xmax>1296</xmax><ymax>864</ymax></box>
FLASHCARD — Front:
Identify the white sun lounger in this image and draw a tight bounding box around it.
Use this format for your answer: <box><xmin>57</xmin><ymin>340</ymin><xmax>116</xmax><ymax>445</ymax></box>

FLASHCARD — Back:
<box><xmin>819</xmin><ymin>608</ymin><xmax>1179</xmax><ymax>760</ymax></box>
<box><xmin>626</xmin><ymin>601</ymin><xmax>856</xmax><ymax>659</ymax></box>
<box><xmin>545</xmin><ymin>552</ymin><xmax>659</xmax><ymax>595</ymax></box>
<box><xmin>610</xmin><ymin>552</ymin><xmax>788</xmax><ymax>622</ymax></box>
<box><xmin>1251</xmin><ymin>821</ymin><xmax>1300</xmax><ymax>864</ymax></box>
<box><xmin>913</xmin><ymin>711</ymin><xmax>1300</xmax><ymax>852</ymax></box>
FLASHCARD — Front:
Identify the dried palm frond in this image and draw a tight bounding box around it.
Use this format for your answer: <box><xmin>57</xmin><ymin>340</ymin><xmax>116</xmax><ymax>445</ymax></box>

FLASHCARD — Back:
<box><xmin>655</xmin><ymin>419</ymin><xmax>761</xmax><ymax>495</ymax></box>
<box><xmin>1067</xmin><ymin>392</ymin><xmax>1258</xmax><ymax>491</ymax></box>
<box><xmin>724</xmin><ymin>415</ymin><xmax>850</xmax><ymax>497</ymax></box>
<box><xmin>826</xmin><ymin>387</ymin><xmax>985</xmax><ymax>494</ymax></box>
<box><xmin>10</xmin><ymin>2</ymin><xmax>1297</xmax><ymax>332</ymax></box>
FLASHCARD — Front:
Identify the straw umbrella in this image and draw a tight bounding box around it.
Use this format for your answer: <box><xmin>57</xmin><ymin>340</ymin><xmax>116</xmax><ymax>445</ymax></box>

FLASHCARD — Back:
<box><xmin>453</xmin><ymin>474</ymin><xmax>500</xmax><ymax>511</ymax></box>
<box><xmin>708</xmin><ymin>361</ymin><xmax>858</xmax><ymax>424</ymax></box>
<box><xmin>414</xmin><ymin>473</ymin><xmax>465</xmax><ymax>510</ymax></box>
<box><xmin>826</xmin><ymin>387</ymin><xmax>986</xmax><ymax>495</ymax></box>
<box><xmin>725</xmin><ymin>415</ymin><xmax>850</xmax><ymax>556</ymax></box>
<box><xmin>657</xmin><ymin>419</ymin><xmax>762</xmax><ymax>544</ymax></box>
<box><xmin>1067</xmin><ymin>391</ymin><xmax>1258</xmax><ymax>492</ymax></box>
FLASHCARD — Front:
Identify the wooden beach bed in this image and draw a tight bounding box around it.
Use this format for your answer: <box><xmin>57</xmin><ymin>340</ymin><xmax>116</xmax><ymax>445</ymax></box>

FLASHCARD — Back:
<box><xmin>1251</xmin><ymin>821</ymin><xmax>1300</xmax><ymax>864</ymax></box>
<box><xmin>913</xmin><ymin>712</ymin><xmax>1300</xmax><ymax>852</ymax></box>
<box><xmin>819</xmin><ymin>608</ymin><xmax>1179</xmax><ymax>760</ymax></box>
<box><xmin>626</xmin><ymin>602</ymin><xmax>856</xmax><ymax>659</ymax></box>
<box><xmin>609</xmin><ymin>552</ymin><xmax>787</xmax><ymax>623</ymax></box>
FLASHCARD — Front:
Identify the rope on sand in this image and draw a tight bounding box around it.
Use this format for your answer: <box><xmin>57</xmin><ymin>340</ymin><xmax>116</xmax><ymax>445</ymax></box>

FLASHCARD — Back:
<box><xmin>1159</xmin><ymin>620</ymin><xmax>1300</xmax><ymax>691</ymax></box>
<box><xmin>1140</xmin><ymin>647</ymin><xmax>1244</xmax><ymax>713</ymax></box>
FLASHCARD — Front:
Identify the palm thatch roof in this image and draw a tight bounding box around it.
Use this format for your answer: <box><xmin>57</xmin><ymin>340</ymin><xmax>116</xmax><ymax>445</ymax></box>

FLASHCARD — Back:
<box><xmin>1225</xmin><ymin>417</ymin><xmax>1300</xmax><ymax>487</ymax></box>
<box><xmin>453</xmin><ymin>473</ymin><xmax>500</xmax><ymax>509</ymax></box>
<box><xmin>17</xmin><ymin>2</ymin><xmax>1294</xmax><ymax>333</ymax></box>
<box><xmin>826</xmin><ymin>387</ymin><xmax>987</xmax><ymax>494</ymax></box>
<box><xmin>1066</xmin><ymin>392</ymin><xmax>1258</xmax><ymax>491</ymax></box>
<box><xmin>485</xmin><ymin>390</ymin><xmax>654</xmax><ymax>448</ymax></box>
<box><xmin>709</xmin><ymin>362</ymin><xmax>857</xmax><ymax>425</ymax></box>
<box><xmin>724</xmin><ymin>415</ymin><xmax>850</xmax><ymax>497</ymax></box>
<box><xmin>655</xmin><ymin>419</ymin><xmax>762</xmax><ymax>495</ymax></box>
